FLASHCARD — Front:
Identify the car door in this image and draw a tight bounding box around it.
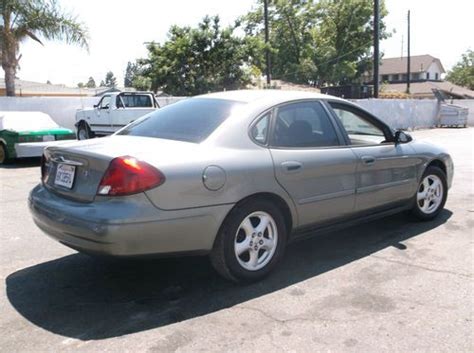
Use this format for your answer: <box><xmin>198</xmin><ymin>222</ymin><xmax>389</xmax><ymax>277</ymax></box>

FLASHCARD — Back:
<box><xmin>268</xmin><ymin>100</ymin><xmax>358</xmax><ymax>227</ymax></box>
<box><xmin>91</xmin><ymin>95</ymin><xmax>114</xmax><ymax>135</ymax></box>
<box><xmin>327</xmin><ymin>101</ymin><xmax>418</xmax><ymax>212</ymax></box>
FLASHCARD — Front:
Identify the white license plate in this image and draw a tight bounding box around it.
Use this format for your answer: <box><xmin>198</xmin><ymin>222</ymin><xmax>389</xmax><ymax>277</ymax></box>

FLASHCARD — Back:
<box><xmin>54</xmin><ymin>164</ymin><xmax>76</xmax><ymax>189</ymax></box>
<box><xmin>43</xmin><ymin>135</ymin><xmax>55</xmax><ymax>142</ymax></box>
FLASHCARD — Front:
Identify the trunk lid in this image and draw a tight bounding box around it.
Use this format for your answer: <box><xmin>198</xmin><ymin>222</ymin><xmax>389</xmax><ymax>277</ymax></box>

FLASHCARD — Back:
<box><xmin>42</xmin><ymin>135</ymin><xmax>199</xmax><ymax>202</ymax></box>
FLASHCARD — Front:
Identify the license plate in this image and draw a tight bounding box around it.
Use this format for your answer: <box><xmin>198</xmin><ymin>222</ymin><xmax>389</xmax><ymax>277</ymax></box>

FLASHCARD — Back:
<box><xmin>54</xmin><ymin>164</ymin><xmax>76</xmax><ymax>189</ymax></box>
<box><xmin>43</xmin><ymin>135</ymin><xmax>55</xmax><ymax>142</ymax></box>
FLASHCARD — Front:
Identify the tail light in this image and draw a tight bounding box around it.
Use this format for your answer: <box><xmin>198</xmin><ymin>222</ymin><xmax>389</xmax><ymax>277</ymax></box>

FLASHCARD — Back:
<box><xmin>97</xmin><ymin>156</ymin><xmax>165</xmax><ymax>196</ymax></box>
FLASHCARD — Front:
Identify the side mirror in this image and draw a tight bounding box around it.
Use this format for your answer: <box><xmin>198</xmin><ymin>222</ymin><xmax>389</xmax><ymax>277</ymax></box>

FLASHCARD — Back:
<box><xmin>93</xmin><ymin>104</ymin><xmax>98</xmax><ymax>108</ymax></box>
<box><xmin>395</xmin><ymin>130</ymin><xmax>412</xmax><ymax>144</ymax></box>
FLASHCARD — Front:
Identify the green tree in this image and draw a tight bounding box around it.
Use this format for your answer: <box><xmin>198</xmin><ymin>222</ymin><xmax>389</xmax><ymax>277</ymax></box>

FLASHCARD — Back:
<box><xmin>104</xmin><ymin>71</ymin><xmax>117</xmax><ymax>87</ymax></box>
<box><xmin>132</xmin><ymin>75</ymin><xmax>151</xmax><ymax>91</ymax></box>
<box><xmin>239</xmin><ymin>0</ymin><xmax>389</xmax><ymax>86</ymax></box>
<box><xmin>86</xmin><ymin>76</ymin><xmax>96</xmax><ymax>88</ymax></box>
<box><xmin>139</xmin><ymin>16</ymin><xmax>251</xmax><ymax>96</ymax></box>
<box><xmin>77</xmin><ymin>82</ymin><xmax>84</xmax><ymax>88</ymax></box>
<box><xmin>0</xmin><ymin>0</ymin><xmax>88</xmax><ymax>96</ymax></box>
<box><xmin>124</xmin><ymin>61</ymin><xmax>137</xmax><ymax>87</ymax></box>
<box><xmin>446</xmin><ymin>49</ymin><xmax>474</xmax><ymax>90</ymax></box>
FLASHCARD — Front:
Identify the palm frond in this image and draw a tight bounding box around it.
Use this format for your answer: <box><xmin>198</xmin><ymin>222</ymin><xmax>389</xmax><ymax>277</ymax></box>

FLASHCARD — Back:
<box><xmin>11</xmin><ymin>0</ymin><xmax>89</xmax><ymax>49</ymax></box>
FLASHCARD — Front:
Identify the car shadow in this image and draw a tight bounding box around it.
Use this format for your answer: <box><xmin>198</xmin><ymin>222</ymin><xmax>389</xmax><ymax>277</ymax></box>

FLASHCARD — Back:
<box><xmin>0</xmin><ymin>157</ymin><xmax>41</xmax><ymax>169</ymax></box>
<box><xmin>6</xmin><ymin>210</ymin><xmax>452</xmax><ymax>340</ymax></box>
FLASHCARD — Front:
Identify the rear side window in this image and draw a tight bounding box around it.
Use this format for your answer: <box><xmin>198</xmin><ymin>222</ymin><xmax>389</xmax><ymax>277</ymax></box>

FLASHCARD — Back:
<box><xmin>272</xmin><ymin>101</ymin><xmax>339</xmax><ymax>148</ymax></box>
<box><xmin>250</xmin><ymin>112</ymin><xmax>270</xmax><ymax>144</ymax></box>
<box><xmin>118</xmin><ymin>98</ymin><xmax>242</xmax><ymax>143</ymax></box>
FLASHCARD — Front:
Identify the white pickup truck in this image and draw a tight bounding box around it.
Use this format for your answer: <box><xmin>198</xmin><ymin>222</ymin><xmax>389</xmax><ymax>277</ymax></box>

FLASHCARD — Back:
<box><xmin>75</xmin><ymin>92</ymin><xmax>160</xmax><ymax>139</ymax></box>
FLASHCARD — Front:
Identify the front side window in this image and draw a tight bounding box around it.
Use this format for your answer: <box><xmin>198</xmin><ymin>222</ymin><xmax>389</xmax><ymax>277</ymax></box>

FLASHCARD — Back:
<box><xmin>118</xmin><ymin>98</ymin><xmax>242</xmax><ymax>143</ymax></box>
<box><xmin>329</xmin><ymin>103</ymin><xmax>387</xmax><ymax>145</ymax></box>
<box><xmin>272</xmin><ymin>101</ymin><xmax>339</xmax><ymax>148</ymax></box>
<box><xmin>99</xmin><ymin>96</ymin><xmax>111</xmax><ymax>109</ymax></box>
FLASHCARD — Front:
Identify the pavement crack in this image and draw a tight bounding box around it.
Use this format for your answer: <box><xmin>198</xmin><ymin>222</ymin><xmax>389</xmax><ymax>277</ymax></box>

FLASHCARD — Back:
<box><xmin>371</xmin><ymin>255</ymin><xmax>472</xmax><ymax>278</ymax></box>
<box><xmin>235</xmin><ymin>305</ymin><xmax>347</xmax><ymax>324</ymax></box>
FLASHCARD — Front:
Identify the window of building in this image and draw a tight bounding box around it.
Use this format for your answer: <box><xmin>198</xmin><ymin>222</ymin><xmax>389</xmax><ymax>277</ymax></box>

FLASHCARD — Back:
<box><xmin>382</xmin><ymin>75</ymin><xmax>389</xmax><ymax>82</ymax></box>
<box><xmin>435</xmin><ymin>73</ymin><xmax>439</xmax><ymax>80</ymax></box>
<box><xmin>426</xmin><ymin>72</ymin><xmax>430</xmax><ymax>80</ymax></box>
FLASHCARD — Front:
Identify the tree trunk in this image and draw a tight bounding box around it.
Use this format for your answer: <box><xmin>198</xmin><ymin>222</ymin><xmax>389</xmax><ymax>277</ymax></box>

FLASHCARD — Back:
<box><xmin>3</xmin><ymin>65</ymin><xmax>16</xmax><ymax>96</ymax></box>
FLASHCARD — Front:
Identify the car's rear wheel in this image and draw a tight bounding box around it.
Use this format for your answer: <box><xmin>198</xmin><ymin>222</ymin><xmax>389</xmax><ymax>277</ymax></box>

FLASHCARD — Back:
<box><xmin>0</xmin><ymin>143</ymin><xmax>10</xmax><ymax>165</ymax></box>
<box><xmin>411</xmin><ymin>166</ymin><xmax>447</xmax><ymax>221</ymax></box>
<box><xmin>210</xmin><ymin>199</ymin><xmax>287</xmax><ymax>282</ymax></box>
<box><xmin>77</xmin><ymin>122</ymin><xmax>94</xmax><ymax>140</ymax></box>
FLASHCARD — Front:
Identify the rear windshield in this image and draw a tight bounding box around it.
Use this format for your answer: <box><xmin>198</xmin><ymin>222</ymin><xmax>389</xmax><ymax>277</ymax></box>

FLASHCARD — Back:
<box><xmin>117</xmin><ymin>94</ymin><xmax>153</xmax><ymax>108</ymax></box>
<box><xmin>118</xmin><ymin>98</ymin><xmax>242</xmax><ymax>143</ymax></box>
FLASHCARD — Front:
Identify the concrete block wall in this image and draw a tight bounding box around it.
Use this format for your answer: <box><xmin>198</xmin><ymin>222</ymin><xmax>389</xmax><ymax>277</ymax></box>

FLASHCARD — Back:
<box><xmin>1</xmin><ymin>96</ymin><xmax>472</xmax><ymax>131</ymax></box>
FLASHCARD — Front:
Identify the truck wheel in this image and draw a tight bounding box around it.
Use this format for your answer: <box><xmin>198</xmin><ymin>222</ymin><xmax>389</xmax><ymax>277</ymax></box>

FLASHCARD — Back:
<box><xmin>0</xmin><ymin>143</ymin><xmax>11</xmax><ymax>165</ymax></box>
<box><xmin>77</xmin><ymin>122</ymin><xmax>94</xmax><ymax>140</ymax></box>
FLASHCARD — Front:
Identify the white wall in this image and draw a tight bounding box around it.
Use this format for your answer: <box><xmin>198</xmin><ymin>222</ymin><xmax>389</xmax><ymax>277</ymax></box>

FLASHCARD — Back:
<box><xmin>1</xmin><ymin>96</ymin><xmax>471</xmax><ymax>131</ymax></box>
<box><xmin>0</xmin><ymin>96</ymin><xmax>185</xmax><ymax>130</ymax></box>
<box><xmin>426</xmin><ymin>61</ymin><xmax>443</xmax><ymax>81</ymax></box>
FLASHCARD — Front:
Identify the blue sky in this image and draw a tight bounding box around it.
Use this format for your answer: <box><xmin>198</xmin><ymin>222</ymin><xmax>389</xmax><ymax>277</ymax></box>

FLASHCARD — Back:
<box><xmin>13</xmin><ymin>0</ymin><xmax>473</xmax><ymax>87</ymax></box>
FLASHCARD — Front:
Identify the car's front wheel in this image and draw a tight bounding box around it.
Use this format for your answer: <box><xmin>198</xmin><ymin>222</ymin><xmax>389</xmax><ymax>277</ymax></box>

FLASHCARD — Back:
<box><xmin>77</xmin><ymin>122</ymin><xmax>94</xmax><ymax>140</ymax></box>
<box><xmin>210</xmin><ymin>199</ymin><xmax>287</xmax><ymax>282</ymax></box>
<box><xmin>411</xmin><ymin>166</ymin><xmax>447</xmax><ymax>221</ymax></box>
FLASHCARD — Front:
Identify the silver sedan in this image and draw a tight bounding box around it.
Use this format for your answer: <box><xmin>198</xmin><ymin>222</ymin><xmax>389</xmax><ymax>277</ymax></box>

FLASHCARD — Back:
<box><xmin>29</xmin><ymin>90</ymin><xmax>453</xmax><ymax>282</ymax></box>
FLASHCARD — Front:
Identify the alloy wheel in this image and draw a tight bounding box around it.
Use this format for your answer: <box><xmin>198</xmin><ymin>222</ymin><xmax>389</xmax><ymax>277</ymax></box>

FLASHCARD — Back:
<box><xmin>417</xmin><ymin>174</ymin><xmax>443</xmax><ymax>214</ymax></box>
<box><xmin>234</xmin><ymin>211</ymin><xmax>278</xmax><ymax>271</ymax></box>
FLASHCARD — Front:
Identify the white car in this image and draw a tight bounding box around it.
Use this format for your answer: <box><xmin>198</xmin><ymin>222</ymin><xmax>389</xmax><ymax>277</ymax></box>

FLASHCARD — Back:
<box><xmin>75</xmin><ymin>92</ymin><xmax>160</xmax><ymax>140</ymax></box>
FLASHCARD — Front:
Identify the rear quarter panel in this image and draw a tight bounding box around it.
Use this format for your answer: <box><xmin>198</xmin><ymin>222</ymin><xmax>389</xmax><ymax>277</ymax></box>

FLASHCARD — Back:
<box><xmin>144</xmin><ymin>145</ymin><xmax>299</xmax><ymax>225</ymax></box>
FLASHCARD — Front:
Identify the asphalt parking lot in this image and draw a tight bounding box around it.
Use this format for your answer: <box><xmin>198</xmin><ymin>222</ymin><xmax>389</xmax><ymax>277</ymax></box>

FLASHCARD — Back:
<box><xmin>0</xmin><ymin>128</ymin><xmax>472</xmax><ymax>352</ymax></box>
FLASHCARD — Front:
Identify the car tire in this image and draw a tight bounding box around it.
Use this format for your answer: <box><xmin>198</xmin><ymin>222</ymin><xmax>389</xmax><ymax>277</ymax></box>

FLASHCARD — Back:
<box><xmin>210</xmin><ymin>199</ymin><xmax>287</xmax><ymax>282</ymax></box>
<box><xmin>411</xmin><ymin>166</ymin><xmax>448</xmax><ymax>221</ymax></box>
<box><xmin>0</xmin><ymin>143</ymin><xmax>11</xmax><ymax>165</ymax></box>
<box><xmin>77</xmin><ymin>122</ymin><xmax>94</xmax><ymax>140</ymax></box>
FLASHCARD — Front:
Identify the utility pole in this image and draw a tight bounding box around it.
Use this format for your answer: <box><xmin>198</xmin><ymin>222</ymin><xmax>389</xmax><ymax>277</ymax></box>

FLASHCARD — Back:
<box><xmin>373</xmin><ymin>0</ymin><xmax>380</xmax><ymax>98</ymax></box>
<box><xmin>406</xmin><ymin>10</ymin><xmax>411</xmax><ymax>94</ymax></box>
<box><xmin>264</xmin><ymin>0</ymin><xmax>271</xmax><ymax>86</ymax></box>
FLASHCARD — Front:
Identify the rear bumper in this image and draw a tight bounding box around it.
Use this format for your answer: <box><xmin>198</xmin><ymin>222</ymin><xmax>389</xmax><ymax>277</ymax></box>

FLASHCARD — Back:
<box><xmin>29</xmin><ymin>184</ymin><xmax>233</xmax><ymax>256</ymax></box>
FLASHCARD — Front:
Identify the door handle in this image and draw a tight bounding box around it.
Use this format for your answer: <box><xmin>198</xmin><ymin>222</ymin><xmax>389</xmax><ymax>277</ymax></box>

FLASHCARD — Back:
<box><xmin>281</xmin><ymin>161</ymin><xmax>303</xmax><ymax>173</ymax></box>
<box><xmin>361</xmin><ymin>156</ymin><xmax>376</xmax><ymax>165</ymax></box>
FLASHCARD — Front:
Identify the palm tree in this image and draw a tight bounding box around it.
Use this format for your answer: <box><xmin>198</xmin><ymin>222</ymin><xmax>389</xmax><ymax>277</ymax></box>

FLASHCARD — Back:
<box><xmin>1</xmin><ymin>0</ymin><xmax>88</xmax><ymax>96</ymax></box>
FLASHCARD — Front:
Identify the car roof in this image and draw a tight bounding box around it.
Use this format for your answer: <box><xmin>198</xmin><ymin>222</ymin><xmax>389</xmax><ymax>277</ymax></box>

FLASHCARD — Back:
<box><xmin>198</xmin><ymin>89</ymin><xmax>345</xmax><ymax>104</ymax></box>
